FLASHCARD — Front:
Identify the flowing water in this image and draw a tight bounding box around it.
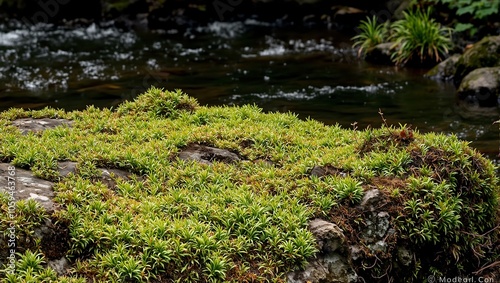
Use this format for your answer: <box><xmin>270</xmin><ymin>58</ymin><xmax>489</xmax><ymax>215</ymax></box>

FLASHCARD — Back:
<box><xmin>1</xmin><ymin>21</ymin><xmax>499</xmax><ymax>161</ymax></box>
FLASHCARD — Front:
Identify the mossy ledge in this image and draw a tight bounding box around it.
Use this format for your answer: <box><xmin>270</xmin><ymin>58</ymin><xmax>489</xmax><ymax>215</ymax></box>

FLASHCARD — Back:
<box><xmin>1</xmin><ymin>88</ymin><xmax>499</xmax><ymax>282</ymax></box>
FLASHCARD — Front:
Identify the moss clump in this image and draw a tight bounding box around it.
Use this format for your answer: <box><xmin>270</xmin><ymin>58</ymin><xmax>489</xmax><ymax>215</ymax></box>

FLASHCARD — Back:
<box><xmin>0</xmin><ymin>88</ymin><xmax>499</xmax><ymax>282</ymax></box>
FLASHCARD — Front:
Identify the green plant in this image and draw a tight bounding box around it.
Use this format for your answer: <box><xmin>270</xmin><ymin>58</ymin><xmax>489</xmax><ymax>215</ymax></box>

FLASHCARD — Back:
<box><xmin>390</xmin><ymin>8</ymin><xmax>452</xmax><ymax>65</ymax></box>
<box><xmin>352</xmin><ymin>16</ymin><xmax>389</xmax><ymax>57</ymax></box>
<box><xmin>433</xmin><ymin>0</ymin><xmax>499</xmax><ymax>35</ymax></box>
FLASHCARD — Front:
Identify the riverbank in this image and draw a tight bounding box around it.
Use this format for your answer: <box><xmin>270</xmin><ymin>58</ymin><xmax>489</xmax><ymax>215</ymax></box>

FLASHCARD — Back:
<box><xmin>1</xmin><ymin>88</ymin><xmax>499</xmax><ymax>282</ymax></box>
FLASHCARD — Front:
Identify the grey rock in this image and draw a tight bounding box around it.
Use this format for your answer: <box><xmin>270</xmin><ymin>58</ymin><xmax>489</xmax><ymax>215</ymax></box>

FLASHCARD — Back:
<box><xmin>309</xmin><ymin>219</ymin><xmax>345</xmax><ymax>254</ymax></box>
<box><xmin>349</xmin><ymin>245</ymin><xmax>363</xmax><ymax>261</ymax></box>
<box><xmin>57</xmin><ymin>161</ymin><xmax>78</xmax><ymax>177</ymax></box>
<box><xmin>310</xmin><ymin>166</ymin><xmax>327</xmax><ymax>177</ymax></box>
<box><xmin>48</xmin><ymin>257</ymin><xmax>70</xmax><ymax>276</ymax></box>
<box><xmin>368</xmin><ymin>240</ymin><xmax>387</xmax><ymax>253</ymax></box>
<box><xmin>287</xmin><ymin>254</ymin><xmax>358</xmax><ymax>283</ymax></box>
<box><xmin>359</xmin><ymin>189</ymin><xmax>381</xmax><ymax>212</ymax></box>
<box><xmin>178</xmin><ymin>144</ymin><xmax>240</xmax><ymax>164</ymax></box>
<box><xmin>0</xmin><ymin>163</ymin><xmax>56</xmax><ymax>212</ymax></box>
<box><xmin>310</xmin><ymin>165</ymin><xmax>347</xmax><ymax>178</ymax></box>
<box><xmin>362</xmin><ymin>211</ymin><xmax>390</xmax><ymax>241</ymax></box>
<box><xmin>11</xmin><ymin>118</ymin><xmax>73</xmax><ymax>134</ymax></box>
<box><xmin>425</xmin><ymin>54</ymin><xmax>461</xmax><ymax>81</ymax></box>
<box><xmin>457</xmin><ymin>67</ymin><xmax>500</xmax><ymax>108</ymax></box>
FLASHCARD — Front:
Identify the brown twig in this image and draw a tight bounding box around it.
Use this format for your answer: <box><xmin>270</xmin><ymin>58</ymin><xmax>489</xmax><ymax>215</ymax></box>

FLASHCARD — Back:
<box><xmin>378</xmin><ymin>108</ymin><xmax>388</xmax><ymax>127</ymax></box>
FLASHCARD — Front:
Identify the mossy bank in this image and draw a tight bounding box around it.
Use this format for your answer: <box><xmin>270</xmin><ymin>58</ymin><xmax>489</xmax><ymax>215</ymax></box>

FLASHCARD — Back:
<box><xmin>1</xmin><ymin>88</ymin><xmax>499</xmax><ymax>282</ymax></box>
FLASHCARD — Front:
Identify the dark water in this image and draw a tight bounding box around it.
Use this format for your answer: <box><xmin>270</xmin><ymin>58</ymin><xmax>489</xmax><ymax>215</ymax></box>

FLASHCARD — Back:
<box><xmin>1</xmin><ymin>21</ymin><xmax>499</xmax><ymax>161</ymax></box>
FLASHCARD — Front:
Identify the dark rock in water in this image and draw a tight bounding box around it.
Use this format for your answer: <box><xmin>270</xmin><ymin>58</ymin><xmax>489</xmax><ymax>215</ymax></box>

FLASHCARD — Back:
<box><xmin>178</xmin><ymin>144</ymin><xmax>241</xmax><ymax>164</ymax></box>
<box><xmin>12</xmin><ymin>118</ymin><xmax>73</xmax><ymax>135</ymax></box>
<box><xmin>0</xmin><ymin>163</ymin><xmax>57</xmax><ymax>212</ymax></box>
<box><xmin>457</xmin><ymin>67</ymin><xmax>500</xmax><ymax>108</ymax></box>
<box><xmin>425</xmin><ymin>54</ymin><xmax>461</xmax><ymax>81</ymax></box>
<box><xmin>454</xmin><ymin>36</ymin><xmax>500</xmax><ymax>86</ymax></box>
<box><xmin>365</xmin><ymin>42</ymin><xmax>395</xmax><ymax>65</ymax></box>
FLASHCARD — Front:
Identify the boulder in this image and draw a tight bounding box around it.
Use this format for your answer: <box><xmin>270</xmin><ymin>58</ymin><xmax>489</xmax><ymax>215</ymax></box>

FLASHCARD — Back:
<box><xmin>454</xmin><ymin>36</ymin><xmax>500</xmax><ymax>86</ymax></box>
<box><xmin>457</xmin><ymin>67</ymin><xmax>500</xmax><ymax>108</ymax></box>
<box><xmin>425</xmin><ymin>54</ymin><xmax>461</xmax><ymax>81</ymax></box>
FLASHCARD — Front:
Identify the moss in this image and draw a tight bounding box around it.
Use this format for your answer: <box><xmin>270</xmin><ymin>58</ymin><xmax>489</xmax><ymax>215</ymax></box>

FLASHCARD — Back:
<box><xmin>455</xmin><ymin>36</ymin><xmax>500</xmax><ymax>84</ymax></box>
<box><xmin>0</xmin><ymin>88</ymin><xmax>499</xmax><ymax>282</ymax></box>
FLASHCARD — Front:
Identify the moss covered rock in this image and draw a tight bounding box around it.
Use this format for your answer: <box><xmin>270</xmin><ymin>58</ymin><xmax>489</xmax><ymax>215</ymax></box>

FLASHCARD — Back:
<box><xmin>425</xmin><ymin>54</ymin><xmax>461</xmax><ymax>81</ymax></box>
<box><xmin>0</xmin><ymin>88</ymin><xmax>499</xmax><ymax>282</ymax></box>
<box><xmin>454</xmin><ymin>36</ymin><xmax>500</xmax><ymax>86</ymax></box>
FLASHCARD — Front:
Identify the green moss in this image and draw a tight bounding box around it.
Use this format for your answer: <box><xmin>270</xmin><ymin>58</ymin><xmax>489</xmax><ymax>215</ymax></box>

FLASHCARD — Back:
<box><xmin>0</xmin><ymin>88</ymin><xmax>498</xmax><ymax>282</ymax></box>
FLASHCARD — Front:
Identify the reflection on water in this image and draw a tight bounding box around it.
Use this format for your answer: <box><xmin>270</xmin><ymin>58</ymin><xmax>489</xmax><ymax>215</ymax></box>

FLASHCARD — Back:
<box><xmin>0</xmin><ymin>21</ymin><xmax>499</xmax><ymax>162</ymax></box>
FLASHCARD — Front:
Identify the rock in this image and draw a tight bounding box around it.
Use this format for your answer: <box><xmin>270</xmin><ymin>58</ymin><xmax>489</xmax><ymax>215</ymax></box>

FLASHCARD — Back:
<box><xmin>457</xmin><ymin>67</ymin><xmax>500</xmax><ymax>108</ymax></box>
<box><xmin>397</xmin><ymin>247</ymin><xmax>413</xmax><ymax>267</ymax></box>
<box><xmin>362</xmin><ymin>211</ymin><xmax>391</xmax><ymax>242</ymax></box>
<box><xmin>454</xmin><ymin>36</ymin><xmax>500</xmax><ymax>86</ymax></box>
<box><xmin>287</xmin><ymin>254</ymin><xmax>359</xmax><ymax>283</ymax></box>
<box><xmin>309</xmin><ymin>219</ymin><xmax>345</xmax><ymax>253</ymax></box>
<box><xmin>310</xmin><ymin>165</ymin><xmax>348</xmax><ymax>178</ymax></box>
<box><xmin>33</xmin><ymin>218</ymin><xmax>70</xmax><ymax>260</ymax></box>
<box><xmin>12</xmin><ymin>118</ymin><xmax>73</xmax><ymax>135</ymax></box>
<box><xmin>100</xmin><ymin>167</ymin><xmax>137</xmax><ymax>190</ymax></box>
<box><xmin>0</xmin><ymin>163</ymin><xmax>57</xmax><ymax>212</ymax></box>
<box><xmin>178</xmin><ymin>144</ymin><xmax>241</xmax><ymax>164</ymax></box>
<box><xmin>358</xmin><ymin>189</ymin><xmax>381</xmax><ymax>212</ymax></box>
<box><xmin>365</xmin><ymin>42</ymin><xmax>395</xmax><ymax>65</ymax></box>
<box><xmin>287</xmin><ymin>219</ymin><xmax>358</xmax><ymax>283</ymax></box>
<box><xmin>48</xmin><ymin>257</ymin><xmax>70</xmax><ymax>276</ymax></box>
<box><xmin>57</xmin><ymin>161</ymin><xmax>78</xmax><ymax>178</ymax></box>
<box><xmin>425</xmin><ymin>54</ymin><xmax>461</xmax><ymax>81</ymax></box>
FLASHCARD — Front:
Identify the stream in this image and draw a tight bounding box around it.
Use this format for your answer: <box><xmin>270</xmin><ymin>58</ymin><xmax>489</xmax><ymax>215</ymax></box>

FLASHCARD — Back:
<box><xmin>1</xmin><ymin>21</ymin><xmax>499</xmax><ymax>162</ymax></box>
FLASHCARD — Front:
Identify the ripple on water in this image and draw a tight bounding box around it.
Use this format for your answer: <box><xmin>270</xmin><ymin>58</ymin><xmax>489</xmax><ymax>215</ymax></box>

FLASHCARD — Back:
<box><xmin>229</xmin><ymin>84</ymin><xmax>402</xmax><ymax>102</ymax></box>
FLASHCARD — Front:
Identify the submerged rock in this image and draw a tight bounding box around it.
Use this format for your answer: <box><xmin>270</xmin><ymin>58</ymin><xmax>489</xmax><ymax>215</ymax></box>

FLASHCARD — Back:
<box><xmin>457</xmin><ymin>67</ymin><xmax>500</xmax><ymax>108</ymax></box>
